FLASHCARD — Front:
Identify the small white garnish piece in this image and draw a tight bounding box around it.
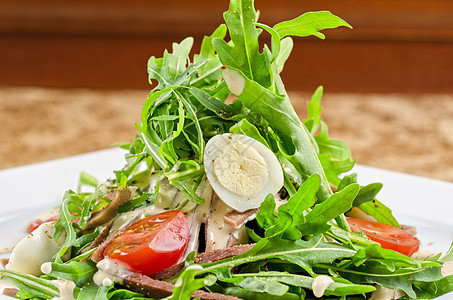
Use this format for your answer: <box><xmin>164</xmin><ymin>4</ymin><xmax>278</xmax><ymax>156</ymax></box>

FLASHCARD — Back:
<box><xmin>223</xmin><ymin>68</ymin><xmax>245</xmax><ymax>95</ymax></box>
<box><xmin>442</xmin><ymin>261</ymin><xmax>453</xmax><ymax>277</ymax></box>
<box><xmin>40</xmin><ymin>262</ymin><xmax>53</xmax><ymax>275</ymax></box>
<box><xmin>369</xmin><ymin>286</ymin><xmax>402</xmax><ymax>300</ymax></box>
<box><xmin>51</xmin><ymin>279</ymin><xmax>76</xmax><ymax>300</ymax></box>
<box><xmin>311</xmin><ymin>275</ymin><xmax>334</xmax><ymax>298</ymax></box>
<box><xmin>204</xmin><ymin>133</ymin><xmax>283</xmax><ymax>212</ymax></box>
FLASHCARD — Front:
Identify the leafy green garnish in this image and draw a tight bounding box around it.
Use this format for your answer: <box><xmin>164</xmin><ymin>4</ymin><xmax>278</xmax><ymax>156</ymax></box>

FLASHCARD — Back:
<box><xmin>53</xmin><ymin>189</ymin><xmax>104</xmax><ymax>258</ymax></box>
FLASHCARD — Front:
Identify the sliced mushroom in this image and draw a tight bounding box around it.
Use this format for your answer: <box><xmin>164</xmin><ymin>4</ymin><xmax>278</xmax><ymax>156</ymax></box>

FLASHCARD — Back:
<box><xmin>83</xmin><ymin>187</ymin><xmax>136</xmax><ymax>232</ymax></box>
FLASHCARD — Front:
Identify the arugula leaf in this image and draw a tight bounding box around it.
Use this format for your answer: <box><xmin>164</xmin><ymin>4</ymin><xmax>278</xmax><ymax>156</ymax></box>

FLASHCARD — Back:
<box><xmin>229</xmin><ymin>118</ymin><xmax>270</xmax><ymax>147</ymax></box>
<box><xmin>234</xmin><ymin>271</ymin><xmax>375</xmax><ymax>297</ymax></box>
<box><xmin>412</xmin><ymin>275</ymin><xmax>453</xmax><ymax>299</ymax></box>
<box><xmin>53</xmin><ymin>189</ymin><xmax>102</xmax><ymax>258</ymax></box>
<box><xmin>46</xmin><ymin>260</ymin><xmax>97</xmax><ymax>287</ymax></box>
<box><xmin>318</xmin><ymin>244</ymin><xmax>445</xmax><ymax>299</ymax></box>
<box><xmin>224</xmin><ymin>286</ymin><xmax>300</xmax><ymax>300</ymax></box>
<box><xmin>274</xmin><ymin>11</ymin><xmax>352</xmax><ymax>39</ymax></box>
<box><xmin>304</xmin><ymin>86</ymin><xmax>323</xmax><ymax>135</ymax></box>
<box><xmin>0</xmin><ymin>269</ymin><xmax>59</xmax><ymax>299</ymax></box>
<box><xmin>352</xmin><ymin>182</ymin><xmax>383</xmax><ymax>207</ymax></box>
<box><xmin>108</xmin><ymin>287</ymin><xmax>154</xmax><ymax>300</ymax></box>
<box><xmin>193</xmin><ymin>25</ymin><xmax>227</xmax><ymax>87</ymax></box>
<box><xmin>315</xmin><ymin>121</ymin><xmax>352</xmax><ymax>161</ymax></box>
<box><xmin>255</xmin><ymin>193</ymin><xmax>279</xmax><ymax>230</ymax></box>
<box><xmin>197</xmin><ymin>235</ymin><xmax>356</xmax><ymax>280</ymax></box>
<box><xmin>359</xmin><ymin>199</ymin><xmax>399</xmax><ymax>227</ymax></box>
<box><xmin>148</xmin><ymin>37</ymin><xmax>194</xmax><ymax>90</ymax></box>
<box><xmin>188</xmin><ymin>87</ymin><xmax>237</xmax><ymax>120</ymax></box>
<box><xmin>222</xmin><ymin>67</ymin><xmax>333</xmax><ymax>203</ymax></box>
<box><xmin>213</xmin><ymin>0</ymin><xmax>269</xmax><ymax>86</ymax></box>
<box><xmin>164</xmin><ymin>265</ymin><xmax>209</xmax><ymax>300</ymax></box>
<box><xmin>264</xmin><ymin>174</ymin><xmax>320</xmax><ymax>239</ymax></box>
<box><xmin>77</xmin><ymin>284</ymin><xmax>110</xmax><ymax>300</ymax></box>
<box><xmin>298</xmin><ymin>183</ymin><xmax>360</xmax><ymax>235</ymax></box>
<box><xmin>237</xmin><ymin>274</ymin><xmax>290</xmax><ymax>296</ymax></box>
<box><xmin>77</xmin><ymin>171</ymin><xmax>99</xmax><ymax>193</ymax></box>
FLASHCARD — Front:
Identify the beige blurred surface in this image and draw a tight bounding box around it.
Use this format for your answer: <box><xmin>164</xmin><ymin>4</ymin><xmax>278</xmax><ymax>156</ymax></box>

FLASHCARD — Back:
<box><xmin>1</xmin><ymin>87</ymin><xmax>452</xmax><ymax>182</ymax></box>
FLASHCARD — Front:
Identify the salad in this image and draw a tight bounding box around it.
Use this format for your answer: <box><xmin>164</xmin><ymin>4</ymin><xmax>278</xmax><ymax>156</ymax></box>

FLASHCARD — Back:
<box><xmin>1</xmin><ymin>0</ymin><xmax>453</xmax><ymax>299</ymax></box>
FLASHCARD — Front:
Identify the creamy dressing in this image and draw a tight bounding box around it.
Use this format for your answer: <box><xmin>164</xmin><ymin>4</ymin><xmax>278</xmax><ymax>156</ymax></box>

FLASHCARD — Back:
<box><xmin>51</xmin><ymin>279</ymin><xmax>76</xmax><ymax>300</ymax></box>
<box><xmin>93</xmin><ymin>258</ymin><xmax>133</xmax><ymax>286</ymax></box>
<box><xmin>311</xmin><ymin>275</ymin><xmax>334</xmax><ymax>298</ymax></box>
<box><xmin>149</xmin><ymin>175</ymin><xmax>198</xmax><ymax>213</ymax></box>
<box><xmin>40</xmin><ymin>262</ymin><xmax>53</xmax><ymax>275</ymax></box>
<box><xmin>109</xmin><ymin>204</ymin><xmax>166</xmax><ymax>235</ymax></box>
<box><xmin>205</xmin><ymin>196</ymin><xmax>247</xmax><ymax>252</ymax></box>
<box><xmin>182</xmin><ymin>185</ymin><xmax>213</xmax><ymax>259</ymax></box>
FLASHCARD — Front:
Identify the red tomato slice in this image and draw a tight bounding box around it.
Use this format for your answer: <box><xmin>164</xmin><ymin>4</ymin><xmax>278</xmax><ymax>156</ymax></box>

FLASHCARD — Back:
<box><xmin>103</xmin><ymin>210</ymin><xmax>189</xmax><ymax>275</ymax></box>
<box><xmin>347</xmin><ymin>217</ymin><xmax>419</xmax><ymax>256</ymax></box>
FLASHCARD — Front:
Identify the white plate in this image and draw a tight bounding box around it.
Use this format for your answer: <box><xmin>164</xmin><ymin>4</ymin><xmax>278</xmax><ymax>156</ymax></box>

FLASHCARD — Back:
<box><xmin>1</xmin><ymin>148</ymin><xmax>452</xmax><ymax>298</ymax></box>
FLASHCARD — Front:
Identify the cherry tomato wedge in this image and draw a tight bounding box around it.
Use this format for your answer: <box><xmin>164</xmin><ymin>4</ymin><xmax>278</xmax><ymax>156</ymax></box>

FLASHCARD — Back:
<box><xmin>103</xmin><ymin>210</ymin><xmax>189</xmax><ymax>275</ymax></box>
<box><xmin>347</xmin><ymin>217</ymin><xmax>419</xmax><ymax>256</ymax></box>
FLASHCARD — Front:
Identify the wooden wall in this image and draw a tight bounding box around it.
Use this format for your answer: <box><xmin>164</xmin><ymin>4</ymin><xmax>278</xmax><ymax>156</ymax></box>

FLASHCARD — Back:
<box><xmin>1</xmin><ymin>0</ymin><xmax>452</xmax><ymax>93</ymax></box>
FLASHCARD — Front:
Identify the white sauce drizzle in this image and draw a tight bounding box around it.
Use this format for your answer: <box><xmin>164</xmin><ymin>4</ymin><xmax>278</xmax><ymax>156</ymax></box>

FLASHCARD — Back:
<box><xmin>182</xmin><ymin>186</ymin><xmax>213</xmax><ymax>259</ymax></box>
<box><xmin>205</xmin><ymin>198</ymin><xmax>245</xmax><ymax>251</ymax></box>
<box><xmin>311</xmin><ymin>275</ymin><xmax>334</xmax><ymax>298</ymax></box>
<box><xmin>51</xmin><ymin>279</ymin><xmax>76</xmax><ymax>300</ymax></box>
<box><xmin>93</xmin><ymin>258</ymin><xmax>133</xmax><ymax>286</ymax></box>
<box><xmin>109</xmin><ymin>205</ymin><xmax>165</xmax><ymax>235</ymax></box>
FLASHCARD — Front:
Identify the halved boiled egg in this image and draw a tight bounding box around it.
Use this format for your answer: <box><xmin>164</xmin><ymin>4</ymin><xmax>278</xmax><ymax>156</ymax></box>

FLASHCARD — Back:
<box><xmin>204</xmin><ymin>133</ymin><xmax>283</xmax><ymax>212</ymax></box>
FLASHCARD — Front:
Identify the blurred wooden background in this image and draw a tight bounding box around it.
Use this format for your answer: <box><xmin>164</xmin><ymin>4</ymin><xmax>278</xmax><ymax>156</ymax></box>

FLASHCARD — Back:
<box><xmin>1</xmin><ymin>0</ymin><xmax>453</xmax><ymax>182</ymax></box>
<box><xmin>1</xmin><ymin>0</ymin><xmax>453</xmax><ymax>93</ymax></box>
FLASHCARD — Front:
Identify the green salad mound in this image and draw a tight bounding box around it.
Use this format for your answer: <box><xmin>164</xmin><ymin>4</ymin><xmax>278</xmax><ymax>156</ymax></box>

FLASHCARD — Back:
<box><xmin>1</xmin><ymin>0</ymin><xmax>453</xmax><ymax>299</ymax></box>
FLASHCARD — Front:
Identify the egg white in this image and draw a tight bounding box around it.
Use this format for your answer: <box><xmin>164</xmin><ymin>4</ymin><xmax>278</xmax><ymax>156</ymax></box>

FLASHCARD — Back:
<box><xmin>204</xmin><ymin>133</ymin><xmax>283</xmax><ymax>212</ymax></box>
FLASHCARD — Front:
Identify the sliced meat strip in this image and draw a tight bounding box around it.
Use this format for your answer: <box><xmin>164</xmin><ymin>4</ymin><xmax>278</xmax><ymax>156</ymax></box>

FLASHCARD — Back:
<box><xmin>0</xmin><ymin>258</ymin><xmax>9</xmax><ymax>267</ymax></box>
<box><xmin>195</xmin><ymin>244</ymin><xmax>255</xmax><ymax>265</ymax></box>
<box><xmin>90</xmin><ymin>222</ymin><xmax>114</xmax><ymax>263</ymax></box>
<box><xmin>2</xmin><ymin>288</ymin><xmax>19</xmax><ymax>298</ymax></box>
<box><xmin>149</xmin><ymin>243</ymin><xmax>256</xmax><ymax>281</ymax></box>
<box><xmin>223</xmin><ymin>209</ymin><xmax>258</xmax><ymax>229</ymax></box>
<box><xmin>123</xmin><ymin>272</ymin><xmax>240</xmax><ymax>300</ymax></box>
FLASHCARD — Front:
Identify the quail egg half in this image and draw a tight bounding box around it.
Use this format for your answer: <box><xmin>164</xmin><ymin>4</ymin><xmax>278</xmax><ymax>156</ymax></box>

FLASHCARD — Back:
<box><xmin>204</xmin><ymin>133</ymin><xmax>284</xmax><ymax>212</ymax></box>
